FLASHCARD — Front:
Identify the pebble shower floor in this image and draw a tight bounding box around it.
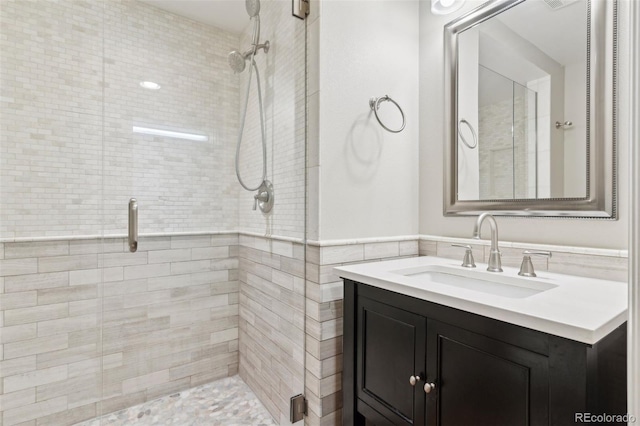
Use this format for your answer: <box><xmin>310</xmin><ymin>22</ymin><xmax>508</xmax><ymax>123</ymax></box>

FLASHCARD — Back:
<box><xmin>74</xmin><ymin>376</ymin><xmax>277</xmax><ymax>426</ymax></box>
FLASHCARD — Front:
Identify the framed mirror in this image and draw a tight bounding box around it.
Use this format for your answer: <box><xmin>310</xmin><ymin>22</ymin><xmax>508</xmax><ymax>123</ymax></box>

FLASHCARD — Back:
<box><xmin>443</xmin><ymin>0</ymin><xmax>618</xmax><ymax>218</ymax></box>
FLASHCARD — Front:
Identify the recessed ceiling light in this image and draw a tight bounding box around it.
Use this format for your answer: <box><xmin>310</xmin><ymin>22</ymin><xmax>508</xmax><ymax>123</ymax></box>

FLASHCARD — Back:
<box><xmin>140</xmin><ymin>81</ymin><xmax>161</xmax><ymax>90</ymax></box>
<box><xmin>431</xmin><ymin>0</ymin><xmax>465</xmax><ymax>15</ymax></box>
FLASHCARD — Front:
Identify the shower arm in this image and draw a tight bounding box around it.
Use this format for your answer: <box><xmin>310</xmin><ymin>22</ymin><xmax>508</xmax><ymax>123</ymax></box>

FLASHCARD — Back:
<box><xmin>239</xmin><ymin>42</ymin><xmax>269</xmax><ymax>60</ymax></box>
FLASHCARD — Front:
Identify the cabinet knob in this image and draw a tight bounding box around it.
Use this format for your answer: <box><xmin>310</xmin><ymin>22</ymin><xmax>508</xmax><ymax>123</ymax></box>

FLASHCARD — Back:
<box><xmin>424</xmin><ymin>382</ymin><xmax>436</xmax><ymax>393</ymax></box>
<box><xmin>409</xmin><ymin>375</ymin><xmax>421</xmax><ymax>386</ymax></box>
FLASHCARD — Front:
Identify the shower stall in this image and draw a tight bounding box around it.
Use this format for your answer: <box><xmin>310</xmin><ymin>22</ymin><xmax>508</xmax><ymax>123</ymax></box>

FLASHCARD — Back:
<box><xmin>0</xmin><ymin>0</ymin><xmax>306</xmax><ymax>424</ymax></box>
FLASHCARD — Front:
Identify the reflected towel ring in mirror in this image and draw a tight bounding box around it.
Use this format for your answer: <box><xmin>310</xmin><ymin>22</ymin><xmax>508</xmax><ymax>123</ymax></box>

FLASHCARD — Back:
<box><xmin>458</xmin><ymin>118</ymin><xmax>477</xmax><ymax>149</ymax></box>
<box><xmin>369</xmin><ymin>95</ymin><xmax>406</xmax><ymax>133</ymax></box>
<box><xmin>555</xmin><ymin>121</ymin><xmax>573</xmax><ymax>130</ymax></box>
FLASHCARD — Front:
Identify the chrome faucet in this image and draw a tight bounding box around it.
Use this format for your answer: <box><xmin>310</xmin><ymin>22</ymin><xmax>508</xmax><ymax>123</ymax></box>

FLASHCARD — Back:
<box><xmin>472</xmin><ymin>212</ymin><xmax>503</xmax><ymax>272</ymax></box>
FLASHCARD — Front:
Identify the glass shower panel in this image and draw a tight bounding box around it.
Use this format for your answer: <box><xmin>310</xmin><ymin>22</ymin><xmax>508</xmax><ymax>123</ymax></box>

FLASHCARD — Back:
<box><xmin>235</xmin><ymin>3</ymin><xmax>308</xmax><ymax>423</ymax></box>
<box><xmin>101</xmin><ymin>0</ymin><xmax>242</xmax><ymax>416</ymax></box>
<box><xmin>1</xmin><ymin>0</ymin><xmax>305</xmax><ymax>423</ymax></box>
<box><xmin>0</xmin><ymin>1</ymin><xmax>106</xmax><ymax>424</ymax></box>
<box><xmin>101</xmin><ymin>0</ymin><xmax>306</xmax><ymax>424</ymax></box>
<box><xmin>478</xmin><ymin>66</ymin><xmax>515</xmax><ymax>199</ymax></box>
<box><xmin>478</xmin><ymin>66</ymin><xmax>538</xmax><ymax>200</ymax></box>
<box><xmin>513</xmin><ymin>82</ymin><xmax>538</xmax><ymax>199</ymax></box>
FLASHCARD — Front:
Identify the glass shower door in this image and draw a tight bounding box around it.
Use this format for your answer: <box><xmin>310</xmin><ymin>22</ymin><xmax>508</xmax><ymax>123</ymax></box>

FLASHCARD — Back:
<box><xmin>100</xmin><ymin>0</ymin><xmax>307</xmax><ymax>424</ymax></box>
<box><xmin>1</xmin><ymin>0</ymin><xmax>306</xmax><ymax>424</ymax></box>
<box><xmin>99</xmin><ymin>0</ymin><xmax>242</xmax><ymax>417</ymax></box>
<box><xmin>478</xmin><ymin>66</ymin><xmax>538</xmax><ymax>200</ymax></box>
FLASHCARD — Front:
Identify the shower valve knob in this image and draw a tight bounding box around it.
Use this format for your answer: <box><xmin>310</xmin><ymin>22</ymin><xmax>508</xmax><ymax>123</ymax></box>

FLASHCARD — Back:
<box><xmin>251</xmin><ymin>180</ymin><xmax>274</xmax><ymax>214</ymax></box>
<box><xmin>253</xmin><ymin>190</ymin><xmax>269</xmax><ymax>211</ymax></box>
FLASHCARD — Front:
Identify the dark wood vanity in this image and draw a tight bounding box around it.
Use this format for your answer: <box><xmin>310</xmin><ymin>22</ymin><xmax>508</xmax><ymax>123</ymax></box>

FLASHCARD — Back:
<box><xmin>342</xmin><ymin>280</ymin><xmax>627</xmax><ymax>426</ymax></box>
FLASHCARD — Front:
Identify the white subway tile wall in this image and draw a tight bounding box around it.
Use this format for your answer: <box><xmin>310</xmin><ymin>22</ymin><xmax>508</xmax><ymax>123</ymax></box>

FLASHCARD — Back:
<box><xmin>102</xmin><ymin>0</ymin><xmax>240</xmax><ymax>236</ymax></box>
<box><xmin>478</xmin><ymin>94</ymin><xmax>533</xmax><ymax>199</ymax></box>
<box><xmin>0</xmin><ymin>0</ymin><xmax>239</xmax><ymax>239</ymax></box>
<box><xmin>0</xmin><ymin>0</ymin><xmax>104</xmax><ymax>239</ymax></box>
<box><xmin>0</xmin><ymin>235</ymin><xmax>239</xmax><ymax>426</ymax></box>
<box><xmin>236</xmin><ymin>0</ymin><xmax>306</xmax><ymax>241</ymax></box>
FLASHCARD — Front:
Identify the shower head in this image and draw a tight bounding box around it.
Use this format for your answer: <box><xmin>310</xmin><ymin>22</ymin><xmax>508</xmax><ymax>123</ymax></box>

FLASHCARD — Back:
<box><xmin>228</xmin><ymin>0</ymin><xmax>268</xmax><ymax>74</ymax></box>
<box><xmin>246</xmin><ymin>0</ymin><xmax>260</xmax><ymax>17</ymax></box>
<box><xmin>228</xmin><ymin>42</ymin><xmax>269</xmax><ymax>73</ymax></box>
<box><xmin>228</xmin><ymin>51</ymin><xmax>247</xmax><ymax>73</ymax></box>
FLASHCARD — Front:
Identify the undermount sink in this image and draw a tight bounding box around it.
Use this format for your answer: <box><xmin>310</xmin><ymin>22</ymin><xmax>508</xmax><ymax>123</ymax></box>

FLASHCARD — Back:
<box><xmin>335</xmin><ymin>255</ymin><xmax>627</xmax><ymax>344</ymax></box>
<box><xmin>391</xmin><ymin>264</ymin><xmax>558</xmax><ymax>299</ymax></box>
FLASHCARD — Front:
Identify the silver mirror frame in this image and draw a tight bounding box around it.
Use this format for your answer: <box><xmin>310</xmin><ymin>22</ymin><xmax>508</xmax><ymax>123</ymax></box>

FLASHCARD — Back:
<box><xmin>443</xmin><ymin>0</ymin><xmax>618</xmax><ymax>219</ymax></box>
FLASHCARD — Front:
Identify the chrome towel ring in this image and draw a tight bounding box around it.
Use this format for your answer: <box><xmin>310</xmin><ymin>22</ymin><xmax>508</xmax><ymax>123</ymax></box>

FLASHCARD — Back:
<box><xmin>458</xmin><ymin>118</ymin><xmax>478</xmax><ymax>149</ymax></box>
<box><xmin>369</xmin><ymin>95</ymin><xmax>406</xmax><ymax>133</ymax></box>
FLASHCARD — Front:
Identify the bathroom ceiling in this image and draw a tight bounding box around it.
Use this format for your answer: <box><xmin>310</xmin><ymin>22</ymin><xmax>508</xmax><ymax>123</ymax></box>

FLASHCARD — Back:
<box><xmin>139</xmin><ymin>0</ymin><xmax>250</xmax><ymax>34</ymax></box>
<box><xmin>499</xmin><ymin>0</ymin><xmax>585</xmax><ymax>66</ymax></box>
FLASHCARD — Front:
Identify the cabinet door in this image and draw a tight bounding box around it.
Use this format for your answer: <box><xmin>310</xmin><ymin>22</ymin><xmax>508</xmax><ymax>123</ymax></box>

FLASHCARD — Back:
<box><xmin>426</xmin><ymin>319</ymin><xmax>549</xmax><ymax>426</ymax></box>
<box><xmin>357</xmin><ymin>296</ymin><xmax>426</xmax><ymax>425</ymax></box>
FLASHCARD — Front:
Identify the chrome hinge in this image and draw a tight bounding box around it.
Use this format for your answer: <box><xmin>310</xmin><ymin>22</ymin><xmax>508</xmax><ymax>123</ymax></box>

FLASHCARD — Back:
<box><xmin>290</xmin><ymin>394</ymin><xmax>307</xmax><ymax>422</ymax></box>
<box><xmin>292</xmin><ymin>0</ymin><xmax>310</xmax><ymax>19</ymax></box>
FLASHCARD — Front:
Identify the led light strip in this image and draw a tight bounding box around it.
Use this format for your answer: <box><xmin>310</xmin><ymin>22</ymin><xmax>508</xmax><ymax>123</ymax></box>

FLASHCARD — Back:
<box><xmin>132</xmin><ymin>126</ymin><xmax>208</xmax><ymax>142</ymax></box>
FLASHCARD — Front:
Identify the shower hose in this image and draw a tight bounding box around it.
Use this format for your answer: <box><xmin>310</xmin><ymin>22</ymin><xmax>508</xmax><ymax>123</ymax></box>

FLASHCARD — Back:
<box><xmin>235</xmin><ymin>50</ymin><xmax>267</xmax><ymax>192</ymax></box>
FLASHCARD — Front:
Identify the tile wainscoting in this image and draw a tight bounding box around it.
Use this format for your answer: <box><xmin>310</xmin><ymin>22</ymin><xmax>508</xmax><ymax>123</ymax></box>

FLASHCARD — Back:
<box><xmin>305</xmin><ymin>234</ymin><xmax>628</xmax><ymax>426</ymax></box>
<box><xmin>0</xmin><ymin>232</ymin><xmax>628</xmax><ymax>425</ymax></box>
<box><xmin>0</xmin><ymin>233</ymin><xmax>239</xmax><ymax>426</ymax></box>
<box><xmin>419</xmin><ymin>235</ymin><xmax>628</xmax><ymax>283</ymax></box>
<box><xmin>304</xmin><ymin>237</ymin><xmax>419</xmax><ymax>426</ymax></box>
<box><xmin>237</xmin><ymin>234</ymin><xmax>306</xmax><ymax>425</ymax></box>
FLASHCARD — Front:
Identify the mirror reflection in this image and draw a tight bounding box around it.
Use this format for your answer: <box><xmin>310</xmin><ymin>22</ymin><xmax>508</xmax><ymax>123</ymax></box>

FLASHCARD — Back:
<box><xmin>456</xmin><ymin>0</ymin><xmax>587</xmax><ymax>201</ymax></box>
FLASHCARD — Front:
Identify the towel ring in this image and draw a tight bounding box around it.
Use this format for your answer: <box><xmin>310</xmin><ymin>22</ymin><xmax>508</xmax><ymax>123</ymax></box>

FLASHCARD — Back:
<box><xmin>458</xmin><ymin>119</ymin><xmax>478</xmax><ymax>149</ymax></box>
<box><xmin>369</xmin><ymin>95</ymin><xmax>406</xmax><ymax>133</ymax></box>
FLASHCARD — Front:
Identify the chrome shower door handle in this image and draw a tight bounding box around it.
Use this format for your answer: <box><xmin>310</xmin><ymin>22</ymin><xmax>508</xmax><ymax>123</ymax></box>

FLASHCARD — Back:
<box><xmin>128</xmin><ymin>198</ymin><xmax>138</xmax><ymax>253</ymax></box>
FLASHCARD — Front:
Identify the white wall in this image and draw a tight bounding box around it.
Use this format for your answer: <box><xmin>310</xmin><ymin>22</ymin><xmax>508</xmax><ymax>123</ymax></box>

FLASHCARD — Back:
<box><xmin>529</xmin><ymin>75</ymin><xmax>553</xmax><ymax>198</ymax></box>
<box><xmin>563</xmin><ymin>61</ymin><xmax>588</xmax><ymax>197</ymax></box>
<box><xmin>419</xmin><ymin>0</ymin><xmax>630</xmax><ymax>249</ymax></box>
<box><xmin>314</xmin><ymin>0</ymin><xmax>419</xmax><ymax>241</ymax></box>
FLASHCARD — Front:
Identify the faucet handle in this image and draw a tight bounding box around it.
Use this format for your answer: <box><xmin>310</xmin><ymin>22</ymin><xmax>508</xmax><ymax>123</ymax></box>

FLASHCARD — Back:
<box><xmin>451</xmin><ymin>244</ymin><xmax>476</xmax><ymax>268</ymax></box>
<box><xmin>253</xmin><ymin>190</ymin><xmax>269</xmax><ymax>211</ymax></box>
<box><xmin>518</xmin><ymin>251</ymin><xmax>552</xmax><ymax>277</ymax></box>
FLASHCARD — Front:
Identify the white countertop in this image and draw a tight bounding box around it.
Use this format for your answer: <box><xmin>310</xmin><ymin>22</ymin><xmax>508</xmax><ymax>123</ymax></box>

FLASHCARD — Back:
<box><xmin>335</xmin><ymin>256</ymin><xmax>628</xmax><ymax>345</ymax></box>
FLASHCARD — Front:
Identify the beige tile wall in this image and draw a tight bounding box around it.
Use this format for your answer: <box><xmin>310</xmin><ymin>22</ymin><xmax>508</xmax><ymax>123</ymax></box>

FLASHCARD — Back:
<box><xmin>0</xmin><ymin>234</ymin><xmax>239</xmax><ymax>426</ymax></box>
<box><xmin>304</xmin><ymin>239</ymin><xmax>419</xmax><ymax>426</ymax></box>
<box><xmin>419</xmin><ymin>236</ymin><xmax>628</xmax><ymax>282</ymax></box>
<box><xmin>1</xmin><ymin>231</ymin><xmax>628</xmax><ymax>426</ymax></box>
<box><xmin>237</xmin><ymin>235</ymin><xmax>306</xmax><ymax>425</ymax></box>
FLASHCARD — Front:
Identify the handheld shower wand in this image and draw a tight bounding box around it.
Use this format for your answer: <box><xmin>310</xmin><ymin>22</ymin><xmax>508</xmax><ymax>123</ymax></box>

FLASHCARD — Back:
<box><xmin>227</xmin><ymin>0</ymin><xmax>273</xmax><ymax>213</ymax></box>
<box><xmin>227</xmin><ymin>39</ymin><xmax>269</xmax><ymax>73</ymax></box>
<box><xmin>227</xmin><ymin>0</ymin><xmax>269</xmax><ymax>73</ymax></box>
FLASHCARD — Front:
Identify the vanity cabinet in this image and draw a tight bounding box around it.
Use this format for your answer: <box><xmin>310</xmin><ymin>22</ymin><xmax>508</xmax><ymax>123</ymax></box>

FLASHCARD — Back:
<box><xmin>343</xmin><ymin>280</ymin><xmax>627</xmax><ymax>426</ymax></box>
<box><xmin>356</xmin><ymin>297</ymin><xmax>426</xmax><ymax>425</ymax></box>
<box><xmin>424</xmin><ymin>319</ymin><xmax>548</xmax><ymax>426</ymax></box>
